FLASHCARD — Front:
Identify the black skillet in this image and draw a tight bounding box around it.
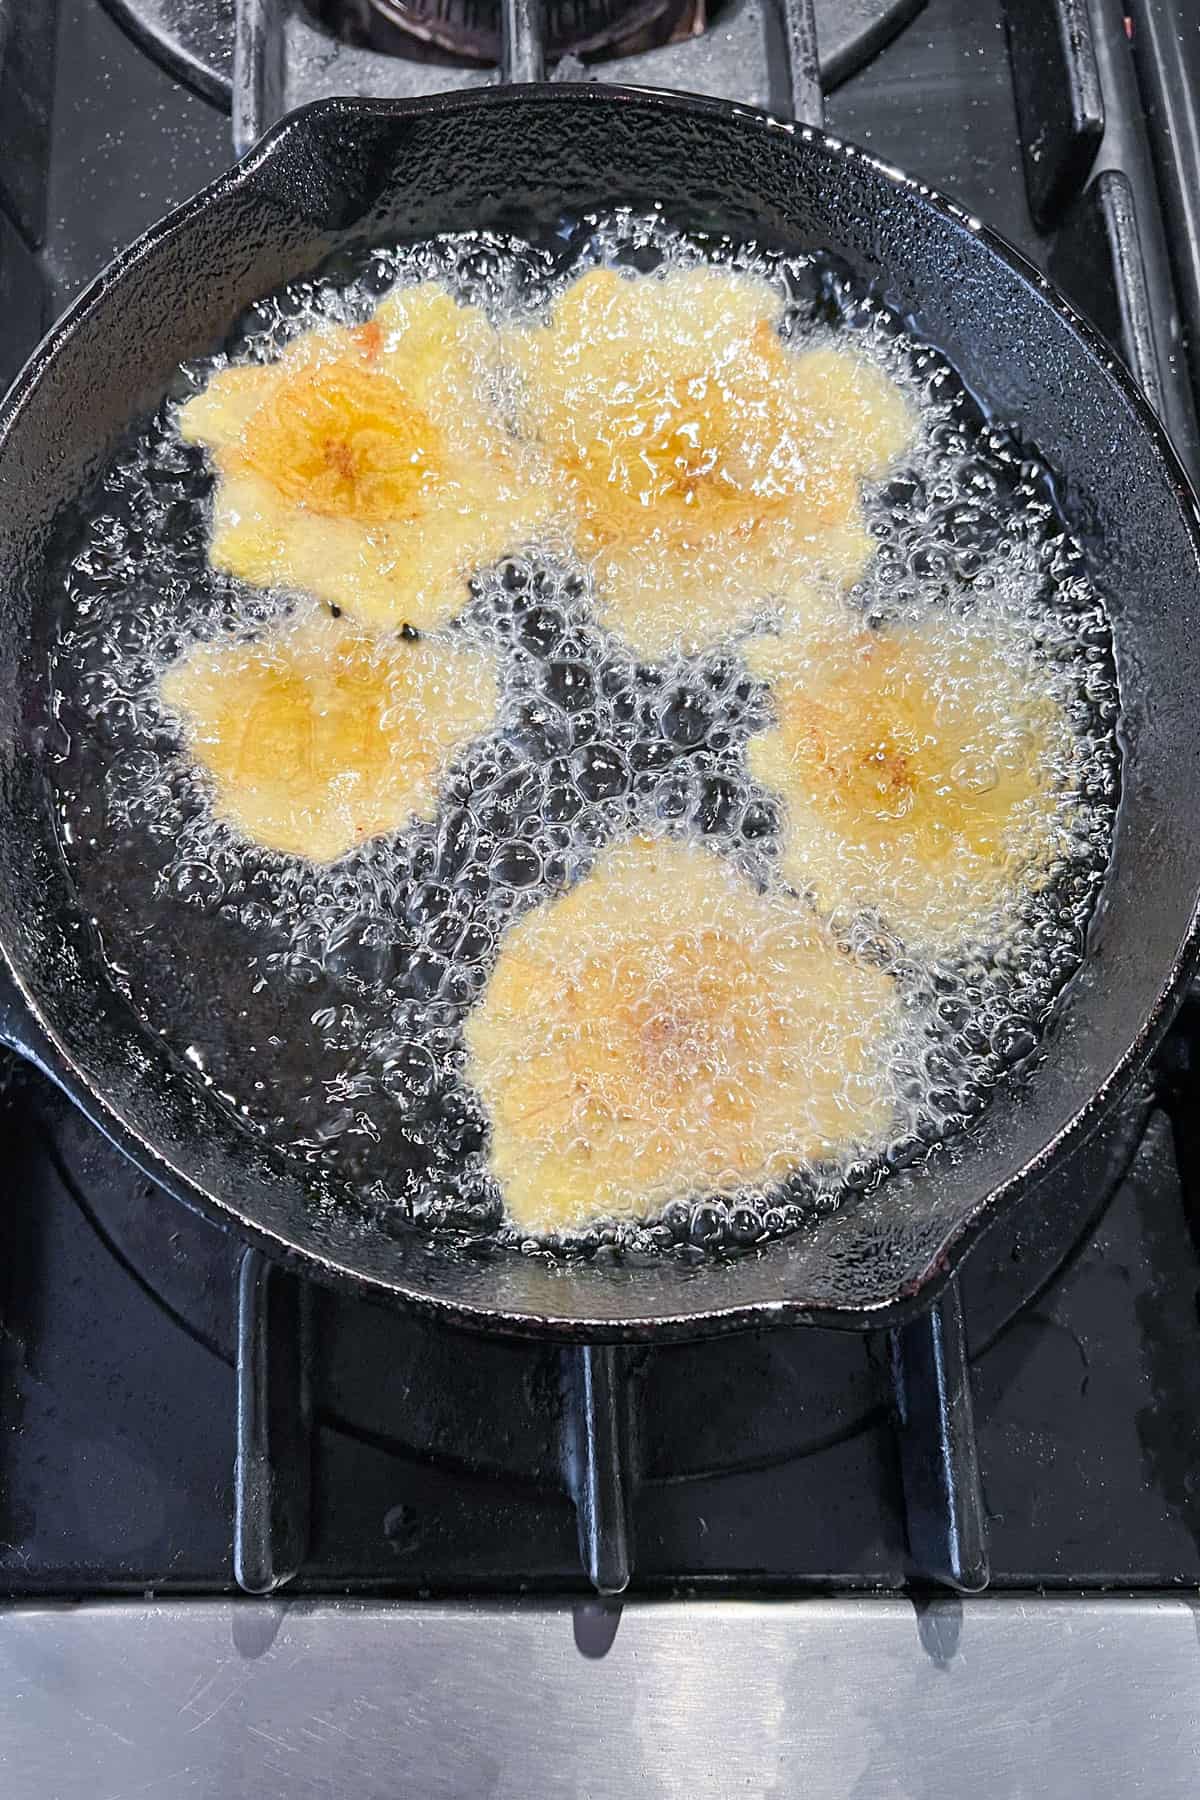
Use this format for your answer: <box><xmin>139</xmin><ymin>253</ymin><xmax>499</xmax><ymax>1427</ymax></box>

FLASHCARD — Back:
<box><xmin>0</xmin><ymin>46</ymin><xmax>1198</xmax><ymax>1342</ymax></box>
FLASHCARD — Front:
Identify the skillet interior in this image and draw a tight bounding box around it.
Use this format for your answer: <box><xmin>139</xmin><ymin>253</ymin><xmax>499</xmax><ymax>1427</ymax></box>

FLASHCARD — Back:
<box><xmin>0</xmin><ymin>85</ymin><xmax>1198</xmax><ymax>1339</ymax></box>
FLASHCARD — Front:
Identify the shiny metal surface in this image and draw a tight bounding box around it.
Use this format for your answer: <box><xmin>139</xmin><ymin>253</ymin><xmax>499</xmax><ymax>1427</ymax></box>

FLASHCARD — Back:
<box><xmin>2</xmin><ymin>1596</ymin><xmax>1200</xmax><ymax>1796</ymax></box>
<box><xmin>500</xmin><ymin>0</ymin><xmax>547</xmax><ymax>82</ymax></box>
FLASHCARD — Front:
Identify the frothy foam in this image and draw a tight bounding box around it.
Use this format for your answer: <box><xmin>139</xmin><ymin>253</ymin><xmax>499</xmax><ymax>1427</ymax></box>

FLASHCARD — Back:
<box><xmin>45</xmin><ymin>214</ymin><xmax>1120</xmax><ymax>1256</ymax></box>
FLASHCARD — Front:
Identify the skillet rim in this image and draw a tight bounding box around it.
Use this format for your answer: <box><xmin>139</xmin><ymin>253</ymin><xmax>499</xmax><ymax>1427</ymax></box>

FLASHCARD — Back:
<box><xmin>2</xmin><ymin>80</ymin><xmax>1199</xmax><ymax>1341</ymax></box>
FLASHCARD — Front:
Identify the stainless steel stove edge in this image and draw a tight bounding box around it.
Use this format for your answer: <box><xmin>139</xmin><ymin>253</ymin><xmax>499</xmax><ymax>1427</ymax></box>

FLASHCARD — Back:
<box><xmin>2</xmin><ymin>1594</ymin><xmax>1198</xmax><ymax>1797</ymax></box>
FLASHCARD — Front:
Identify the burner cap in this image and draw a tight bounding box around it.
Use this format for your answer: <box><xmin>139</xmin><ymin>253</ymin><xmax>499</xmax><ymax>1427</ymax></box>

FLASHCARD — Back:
<box><xmin>104</xmin><ymin>0</ymin><xmax>928</xmax><ymax>110</ymax></box>
<box><xmin>345</xmin><ymin>0</ymin><xmax>702</xmax><ymax>61</ymax></box>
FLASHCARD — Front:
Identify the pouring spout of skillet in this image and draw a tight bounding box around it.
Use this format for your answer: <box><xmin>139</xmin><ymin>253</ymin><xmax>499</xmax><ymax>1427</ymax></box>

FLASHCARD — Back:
<box><xmin>0</xmin><ymin>84</ymin><xmax>1198</xmax><ymax>1341</ymax></box>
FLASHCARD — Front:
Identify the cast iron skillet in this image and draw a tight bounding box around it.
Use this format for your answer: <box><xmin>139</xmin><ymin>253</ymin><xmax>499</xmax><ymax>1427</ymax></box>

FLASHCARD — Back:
<box><xmin>0</xmin><ymin>84</ymin><xmax>1199</xmax><ymax>1341</ymax></box>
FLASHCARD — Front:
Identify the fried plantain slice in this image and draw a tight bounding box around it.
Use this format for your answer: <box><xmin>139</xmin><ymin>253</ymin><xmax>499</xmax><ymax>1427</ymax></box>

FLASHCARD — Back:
<box><xmin>464</xmin><ymin>835</ymin><xmax>899</xmax><ymax>1234</ymax></box>
<box><xmin>745</xmin><ymin>614</ymin><xmax>1075</xmax><ymax>951</ymax></box>
<box><xmin>161</xmin><ymin>609</ymin><xmax>498</xmax><ymax>863</ymax></box>
<box><xmin>507</xmin><ymin>266</ymin><xmax>914</xmax><ymax>659</ymax></box>
<box><xmin>181</xmin><ymin>286</ymin><xmax>552</xmax><ymax>630</ymax></box>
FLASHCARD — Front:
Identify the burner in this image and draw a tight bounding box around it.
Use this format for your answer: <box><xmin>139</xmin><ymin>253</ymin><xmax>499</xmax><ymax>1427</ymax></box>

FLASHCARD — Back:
<box><xmin>99</xmin><ymin>0</ymin><xmax>234</xmax><ymax>108</ymax></box>
<box><xmin>338</xmin><ymin>0</ymin><xmax>703</xmax><ymax>64</ymax></box>
<box><xmin>27</xmin><ymin>1065</ymin><xmax>1151</xmax><ymax>1483</ymax></box>
<box><xmin>101</xmin><ymin>0</ymin><xmax>927</xmax><ymax>108</ymax></box>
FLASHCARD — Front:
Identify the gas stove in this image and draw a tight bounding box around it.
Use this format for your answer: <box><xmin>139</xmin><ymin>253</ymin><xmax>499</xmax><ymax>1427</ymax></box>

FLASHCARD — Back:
<box><xmin>3</xmin><ymin>1</ymin><xmax>1200</xmax><ymax>1794</ymax></box>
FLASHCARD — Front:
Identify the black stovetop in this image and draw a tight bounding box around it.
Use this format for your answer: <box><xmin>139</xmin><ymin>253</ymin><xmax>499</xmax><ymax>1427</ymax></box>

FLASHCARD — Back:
<box><xmin>3</xmin><ymin>0</ymin><xmax>1200</xmax><ymax>1599</ymax></box>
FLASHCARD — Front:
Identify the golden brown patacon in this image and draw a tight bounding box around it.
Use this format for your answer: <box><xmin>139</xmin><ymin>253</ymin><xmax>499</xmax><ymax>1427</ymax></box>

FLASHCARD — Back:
<box><xmin>507</xmin><ymin>265</ymin><xmax>915</xmax><ymax>659</ymax></box>
<box><xmin>180</xmin><ymin>285</ymin><xmax>553</xmax><ymax>629</ymax></box>
<box><xmin>161</xmin><ymin>608</ymin><xmax>498</xmax><ymax>863</ymax></box>
<box><xmin>464</xmin><ymin>835</ymin><xmax>899</xmax><ymax>1235</ymax></box>
<box><xmin>745</xmin><ymin>613</ymin><xmax>1075</xmax><ymax>952</ymax></box>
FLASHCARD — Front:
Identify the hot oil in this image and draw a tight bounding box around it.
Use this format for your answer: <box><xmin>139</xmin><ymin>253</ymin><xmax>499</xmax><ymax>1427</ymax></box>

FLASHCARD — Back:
<box><xmin>46</xmin><ymin>215</ymin><xmax>1120</xmax><ymax>1255</ymax></box>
